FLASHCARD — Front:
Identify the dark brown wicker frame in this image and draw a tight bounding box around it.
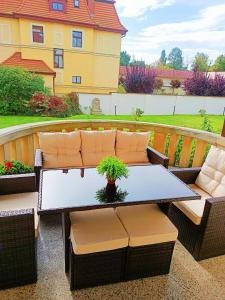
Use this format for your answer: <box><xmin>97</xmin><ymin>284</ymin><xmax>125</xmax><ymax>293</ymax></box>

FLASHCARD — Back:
<box><xmin>169</xmin><ymin>168</ymin><xmax>225</xmax><ymax>261</ymax></box>
<box><xmin>69</xmin><ymin>243</ymin><xmax>126</xmax><ymax>290</ymax></box>
<box><xmin>0</xmin><ymin>209</ymin><xmax>37</xmax><ymax>290</ymax></box>
<box><xmin>0</xmin><ymin>173</ymin><xmax>36</xmax><ymax>195</ymax></box>
<box><xmin>35</xmin><ymin>147</ymin><xmax>169</xmax><ymax>192</ymax></box>
<box><xmin>125</xmin><ymin>242</ymin><xmax>176</xmax><ymax>281</ymax></box>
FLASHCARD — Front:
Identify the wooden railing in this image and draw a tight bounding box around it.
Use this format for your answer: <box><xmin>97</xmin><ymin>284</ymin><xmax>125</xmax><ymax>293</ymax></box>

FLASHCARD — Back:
<box><xmin>0</xmin><ymin>120</ymin><xmax>225</xmax><ymax>168</ymax></box>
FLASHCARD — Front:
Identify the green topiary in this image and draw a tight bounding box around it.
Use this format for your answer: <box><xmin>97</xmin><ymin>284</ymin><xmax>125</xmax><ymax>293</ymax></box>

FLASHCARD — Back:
<box><xmin>97</xmin><ymin>156</ymin><xmax>129</xmax><ymax>182</ymax></box>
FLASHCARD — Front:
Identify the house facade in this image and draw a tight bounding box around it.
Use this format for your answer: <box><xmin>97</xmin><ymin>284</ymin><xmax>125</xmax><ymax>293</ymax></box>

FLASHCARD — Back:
<box><xmin>0</xmin><ymin>0</ymin><xmax>127</xmax><ymax>94</ymax></box>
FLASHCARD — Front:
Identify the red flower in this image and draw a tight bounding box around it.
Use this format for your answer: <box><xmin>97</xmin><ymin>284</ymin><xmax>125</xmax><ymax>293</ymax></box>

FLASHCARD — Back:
<box><xmin>5</xmin><ymin>161</ymin><xmax>14</xmax><ymax>171</ymax></box>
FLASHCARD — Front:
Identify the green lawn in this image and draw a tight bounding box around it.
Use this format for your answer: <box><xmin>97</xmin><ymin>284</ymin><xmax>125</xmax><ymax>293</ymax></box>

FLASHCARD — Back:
<box><xmin>0</xmin><ymin>115</ymin><xmax>224</xmax><ymax>134</ymax></box>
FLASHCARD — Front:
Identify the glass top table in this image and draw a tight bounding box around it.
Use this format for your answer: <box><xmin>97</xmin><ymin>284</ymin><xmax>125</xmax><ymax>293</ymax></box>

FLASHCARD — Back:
<box><xmin>38</xmin><ymin>165</ymin><xmax>200</xmax><ymax>215</ymax></box>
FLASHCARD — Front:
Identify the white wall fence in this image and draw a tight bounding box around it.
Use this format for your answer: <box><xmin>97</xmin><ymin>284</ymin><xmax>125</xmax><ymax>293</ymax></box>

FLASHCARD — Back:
<box><xmin>79</xmin><ymin>93</ymin><xmax>225</xmax><ymax>115</ymax></box>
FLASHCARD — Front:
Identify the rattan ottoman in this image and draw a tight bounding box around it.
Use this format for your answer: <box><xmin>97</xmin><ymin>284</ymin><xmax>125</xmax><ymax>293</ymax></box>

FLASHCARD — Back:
<box><xmin>116</xmin><ymin>204</ymin><xmax>178</xmax><ymax>280</ymax></box>
<box><xmin>68</xmin><ymin>208</ymin><xmax>128</xmax><ymax>290</ymax></box>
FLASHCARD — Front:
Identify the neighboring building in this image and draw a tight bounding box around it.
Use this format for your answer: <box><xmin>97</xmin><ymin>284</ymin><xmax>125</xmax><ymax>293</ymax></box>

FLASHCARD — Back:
<box><xmin>0</xmin><ymin>0</ymin><xmax>127</xmax><ymax>94</ymax></box>
<box><xmin>120</xmin><ymin>67</ymin><xmax>194</xmax><ymax>95</ymax></box>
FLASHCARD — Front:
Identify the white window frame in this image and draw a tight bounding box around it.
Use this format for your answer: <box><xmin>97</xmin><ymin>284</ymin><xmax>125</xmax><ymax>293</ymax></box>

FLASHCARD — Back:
<box><xmin>31</xmin><ymin>23</ymin><xmax>45</xmax><ymax>45</ymax></box>
<box><xmin>71</xmin><ymin>29</ymin><xmax>84</xmax><ymax>49</ymax></box>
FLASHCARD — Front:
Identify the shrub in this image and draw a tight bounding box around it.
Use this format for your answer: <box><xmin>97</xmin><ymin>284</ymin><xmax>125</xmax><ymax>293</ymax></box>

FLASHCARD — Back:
<box><xmin>0</xmin><ymin>66</ymin><xmax>46</xmax><ymax>114</ymax></box>
<box><xmin>170</xmin><ymin>80</ymin><xmax>181</xmax><ymax>89</ymax></box>
<box><xmin>122</xmin><ymin>66</ymin><xmax>156</xmax><ymax>94</ymax></box>
<box><xmin>208</xmin><ymin>75</ymin><xmax>225</xmax><ymax>96</ymax></box>
<box><xmin>133</xmin><ymin>108</ymin><xmax>144</xmax><ymax>121</ymax></box>
<box><xmin>0</xmin><ymin>160</ymin><xmax>34</xmax><ymax>176</ymax></box>
<box><xmin>48</xmin><ymin>96</ymin><xmax>69</xmax><ymax>117</ymax></box>
<box><xmin>154</xmin><ymin>78</ymin><xmax>163</xmax><ymax>91</ymax></box>
<box><xmin>65</xmin><ymin>92</ymin><xmax>83</xmax><ymax>115</ymax></box>
<box><xmin>184</xmin><ymin>71</ymin><xmax>211</xmax><ymax>96</ymax></box>
<box><xmin>27</xmin><ymin>92</ymin><xmax>48</xmax><ymax>115</ymax></box>
<box><xmin>199</xmin><ymin>109</ymin><xmax>206</xmax><ymax>117</ymax></box>
<box><xmin>202</xmin><ymin>116</ymin><xmax>213</xmax><ymax>132</ymax></box>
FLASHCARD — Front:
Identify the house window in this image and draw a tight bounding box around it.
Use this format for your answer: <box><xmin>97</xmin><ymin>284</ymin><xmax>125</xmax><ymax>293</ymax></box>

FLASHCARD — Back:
<box><xmin>54</xmin><ymin>48</ymin><xmax>64</xmax><ymax>68</ymax></box>
<box><xmin>72</xmin><ymin>31</ymin><xmax>82</xmax><ymax>48</ymax></box>
<box><xmin>52</xmin><ymin>2</ymin><xmax>64</xmax><ymax>11</ymax></box>
<box><xmin>32</xmin><ymin>25</ymin><xmax>44</xmax><ymax>43</ymax></box>
<box><xmin>74</xmin><ymin>0</ymin><xmax>80</xmax><ymax>7</ymax></box>
<box><xmin>72</xmin><ymin>76</ymin><xmax>81</xmax><ymax>84</ymax></box>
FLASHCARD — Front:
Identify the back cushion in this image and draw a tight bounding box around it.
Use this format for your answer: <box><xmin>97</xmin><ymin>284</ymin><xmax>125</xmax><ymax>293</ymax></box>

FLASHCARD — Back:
<box><xmin>196</xmin><ymin>146</ymin><xmax>225</xmax><ymax>197</ymax></box>
<box><xmin>39</xmin><ymin>132</ymin><xmax>82</xmax><ymax>168</ymax></box>
<box><xmin>81</xmin><ymin>130</ymin><xmax>116</xmax><ymax>166</ymax></box>
<box><xmin>116</xmin><ymin>131</ymin><xmax>150</xmax><ymax>164</ymax></box>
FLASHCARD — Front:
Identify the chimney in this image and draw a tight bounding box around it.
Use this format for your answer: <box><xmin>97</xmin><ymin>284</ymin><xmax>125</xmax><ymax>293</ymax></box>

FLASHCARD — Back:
<box><xmin>87</xmin><ymin>0</ymin><xmax>95</xmax><ymax>16</ymax></box>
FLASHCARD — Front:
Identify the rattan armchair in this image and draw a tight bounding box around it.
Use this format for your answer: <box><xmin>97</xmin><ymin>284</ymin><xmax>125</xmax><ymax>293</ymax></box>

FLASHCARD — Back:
<box><xmin>169</xmin><ymin>167</ymin><xmax>225</xmax><ymax>261</ymax></box>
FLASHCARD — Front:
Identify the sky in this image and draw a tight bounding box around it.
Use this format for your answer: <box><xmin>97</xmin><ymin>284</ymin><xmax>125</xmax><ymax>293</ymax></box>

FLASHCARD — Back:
<box><xmin>115</xmin><ymin>0</ymin><xmax>225</xmax><ymax>66</ymax></box>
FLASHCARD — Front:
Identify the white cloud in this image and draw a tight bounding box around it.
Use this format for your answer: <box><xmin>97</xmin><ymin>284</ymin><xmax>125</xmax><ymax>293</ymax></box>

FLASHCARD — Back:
<box><xmin>116</xmin><ymin>0</ymin><xmax>175</xmax><ymax>18</ymax></box>
<box><xmin>122</xmin><ymin>3</ymin><xmax>225</xmax><ymax>64</ymax></box>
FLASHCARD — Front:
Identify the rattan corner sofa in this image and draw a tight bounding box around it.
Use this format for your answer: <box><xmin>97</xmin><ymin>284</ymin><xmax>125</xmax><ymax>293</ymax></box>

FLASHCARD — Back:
<box><xmin>34</xmin><ymin>130</ymin><xmax>169</xmax><ymax>190</ymax></box>
<box><xmin>0</xmin><ymin>193</ymin><xmax>39</xmax><ymax>289</ymax></box>
<box><xmin>169</xmin><ymin>146</ymin><xmax>225</xmax><ymax>261</ymax></box>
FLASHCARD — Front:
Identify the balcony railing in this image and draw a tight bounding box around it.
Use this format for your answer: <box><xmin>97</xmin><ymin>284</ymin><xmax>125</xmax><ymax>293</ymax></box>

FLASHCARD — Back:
<box><xmin>0</xmin><ymin>120</ymin><xmax>225</xmax><ymax>168</ymax></box>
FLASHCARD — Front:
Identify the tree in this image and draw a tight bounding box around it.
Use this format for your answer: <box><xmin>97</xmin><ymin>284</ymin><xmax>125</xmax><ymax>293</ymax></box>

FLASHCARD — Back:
<box><xmin>211</xmin><ymin>55</ymin><xmax>225</xmax><ymax>71</ymax></box>
<box><xmin>167</xmin><ymin>47</ymin><xmax>184</xmax><ymax>70</ymax></box>
<box><xmin>0</xmin><ymin>66</ymin><xmax>46</xmax><ymax>114</ymax></box>
<box><xmin>120</xmin><ymin>51</ymin><xmax>131</xmax><ymax>66</ymax></box>
<box><xmin>160</xmin><ymin>50</ymin><xmax>167</xmax><ymax>65</ymax></box>
<box><xmin>154</xmin><ymin>78</ymin><xmax>163</xmax><ymax>94</ymax></box>
<box><xmin>170</xmin><ymin>80</ymin><xmax>181</xmax><ymax>94</ymax></box>
<box><xmin>130</xmin><ymin>58</ymin><xmax>146</xmax><ymax>67</ymax></box>
<box><xmin>192</xmin><ymin>53</ymin><xmax>210</xmax><ymax>71</ymax></box>
<box><xmin>184</xmin><ymin>70</ymin><xmax>211</xmax><ymax>96</ymax></box>
<box><xmin>122</xmin><ymin>66</ymin><xmax>156</xmax><ymax>94</ymax></box>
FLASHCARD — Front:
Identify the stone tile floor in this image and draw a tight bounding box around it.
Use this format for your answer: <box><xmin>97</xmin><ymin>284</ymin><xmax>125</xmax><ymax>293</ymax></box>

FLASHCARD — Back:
<box><xmin>1</xmin><ymin>214</ymin><xmax>225</xmax><ymax>300</ymax></box>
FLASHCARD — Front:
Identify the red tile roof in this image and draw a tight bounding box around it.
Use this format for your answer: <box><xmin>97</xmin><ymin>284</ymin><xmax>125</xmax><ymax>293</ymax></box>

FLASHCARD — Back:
<box><xmin>120</xmin><ymin>67</ymin><xmax>194</xmax><ymax>80</ymax></box>
<box><xmin>0</xmin><ymin>0</ymin><xmax>127</xmax><ymax>34</ymax></box>
<box><xmin>2</xmin><ymin>52</ymin><xmax>56</xmax><ymax>76</ymax></box>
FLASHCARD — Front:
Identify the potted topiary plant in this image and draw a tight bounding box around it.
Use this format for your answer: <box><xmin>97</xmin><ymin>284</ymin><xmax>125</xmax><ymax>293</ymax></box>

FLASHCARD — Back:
<box><xmin>97</xmin><ymin>156</ymin><xmax>129</xmax><ymax>185</ymax></box>
<box><xmin>0</xmin><ymin>160</ymin><xmax>36</xmax><ymax>195</ymax></box>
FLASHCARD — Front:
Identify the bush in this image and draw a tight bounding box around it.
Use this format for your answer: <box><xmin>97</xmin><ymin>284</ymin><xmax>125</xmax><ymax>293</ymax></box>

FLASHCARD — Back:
<box><xmin>154</xmin><ymin>78</ymin><xmax>163</xmax><ymax>91</ymax></box>
<box><xmin>28</xmin><ymin>93</ymin><xmax>70</xmax><ymax>117</ymax></box>
<box><xmin>184</xmin><ymin>70</ymin><xmax>225</xmax><ymax>97</ymax></box>
<box><xmin>208</xmin><ymin>75</ymin><xmax>225</xmax><ymax>96</ymax></box>
<box><xmin>48</xmin><ymin>95</ymin><xmax>69</xmax><ymax>117</ymax></box>
<box><xmin>184</xmin><ymin>71</ymin><xmax>210</xmax><ymax>96</ymax></box>
<box><xmin>122</xmin><ymin>66</ymin><xmax>156</xmax><ymax>94</ymax></box>
<box><xmin>0</xmin><ymin>66</ymin><xmax>46</xmax><ymax>114</ymax></box>
<box><xmin>64</xmin><ymin>92</ymin><xmax>83</xmax><ymax>115</ymax></box>
<box><xmin>170</xmin><ymin>79</ymin><xmax>181</xmax><ymax>89</ymax></box>
<box><xmin>0</xmin><ymin>160</ymin><xmax>34</xmax><ymax>176</ymax></box>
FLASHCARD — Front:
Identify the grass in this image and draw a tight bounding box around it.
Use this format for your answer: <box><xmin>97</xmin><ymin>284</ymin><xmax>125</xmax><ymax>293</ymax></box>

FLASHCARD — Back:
<box><xmin>0</xmin><ymin>115</ymin><xmax>224</xmax><ymax>133</ymax></box>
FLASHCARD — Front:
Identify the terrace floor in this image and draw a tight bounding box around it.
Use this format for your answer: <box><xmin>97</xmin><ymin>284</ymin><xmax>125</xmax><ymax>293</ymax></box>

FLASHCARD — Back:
<box><xmin>1</xmin><ymin>215</ymin><xmax>225</xmax><ymax>300</ymax></box>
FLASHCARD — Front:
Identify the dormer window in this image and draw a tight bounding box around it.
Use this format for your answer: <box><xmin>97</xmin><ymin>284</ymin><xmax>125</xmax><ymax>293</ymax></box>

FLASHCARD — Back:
<box><xmin>74</xmin><ymin>0</ymin><xmax>80</xmax><ymax>7</ymax></box>
<box><xmin>52</xmin><ymin>2</ymin><xmax>64</xmax><ymax>11</ymax></box>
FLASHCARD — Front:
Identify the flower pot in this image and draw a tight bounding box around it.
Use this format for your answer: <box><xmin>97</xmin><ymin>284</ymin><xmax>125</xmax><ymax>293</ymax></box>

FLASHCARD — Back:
<box><xmin>0</xmin><ymin>173</ymin><xmax>36</xmax><ymax>195</ymax></box>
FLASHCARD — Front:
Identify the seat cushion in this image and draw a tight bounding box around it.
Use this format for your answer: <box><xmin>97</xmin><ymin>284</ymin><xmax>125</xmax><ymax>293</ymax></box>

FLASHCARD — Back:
<box><xmin>196</xmin><ymin>146</ymin><xmax>225</xmax><ymax>198</ymax></box>
<box><xmin>0</xmin><ymin>192</ymin><xmax>39</xmax><ymax>236</ymax></box>
<box><xmin>173</xmin><ymin>184</ymin><xmax>210</xmax><ymax>225</ymax></box>
<box><xmin>116</xmin><ymin>204</ymin><xmax>178</xmax><ymax>247</ymax></box>
<box><xmin>81</xmin><ymin>130</ymin><xmax>116</xmax><ymax>166</ymax></box>
<box><xmin>70</xmin><ymin>208</ymin><xmax>128</xmax><ymax>255</ymax></box>
<box><xmin>39</xmin><ymin>132</ymin><xmax>82</xmax><ymax>169</ymax></box>
<box><xmin>116</xmin><ymin>131</ymin><xmax>150</xmax><ymax>164</ymax></box>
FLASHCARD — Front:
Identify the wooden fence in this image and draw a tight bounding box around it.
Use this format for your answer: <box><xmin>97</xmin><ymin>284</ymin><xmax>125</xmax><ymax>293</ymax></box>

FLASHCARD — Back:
<box><xmin>0</xmin><ymin>120</ymin><xmax>225</xmax><ymax>167</ymax></box>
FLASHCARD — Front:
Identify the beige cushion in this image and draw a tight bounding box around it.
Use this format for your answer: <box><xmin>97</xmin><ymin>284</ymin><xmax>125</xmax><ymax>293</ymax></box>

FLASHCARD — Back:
<box><xmin>81</xmin><ymin>130</ymin><xmax>116</xmax><ymax>166</ymax></box>
<box><xmin>0</xmin><ymin>192</ymin><xmax>39</xmax><ymax>236</ymax></box>
<box><xmin>173</xmin><ymin>184</ymin><xmax>210</xmax><ymax>225</ymax></box>
<box><xmin>196</xmin><ymin>146</ymin><xmax>225</xmax><ymax>198</ymax></box>
<box><xmin>116</xmin><ymin>204</ymin><xmax>178</xmax><ymax>247</ymax></box>
<box><xmin>39</xmin><ymin>131</ymin><xmax>82</xmax><ymax>169</ymax></box>
<box><xmin>70</xmin><ymin>208</ymin><xmax>128</xmax><ymax>255</ymax></box>
<box><xmin>116</xmin><ymin>131</ymin><xmax>150</xmax><ymax>164</ymax></box>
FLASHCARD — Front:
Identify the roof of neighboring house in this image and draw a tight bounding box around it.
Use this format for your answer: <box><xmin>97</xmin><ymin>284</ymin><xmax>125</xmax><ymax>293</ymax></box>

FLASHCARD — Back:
<box><xmin>2</xmin><ymin>52</ymin><xmax>56</xmax><ymax>76</ymax></box>
<box><xmin>120</xmin><ymin>67</ymin><xmax>194</xmax><ymax>80</ymax></box>
<box><xmin>0</xmin><ymin>0</ymin><xmax>127</xmax><ymax>34</ymax></box>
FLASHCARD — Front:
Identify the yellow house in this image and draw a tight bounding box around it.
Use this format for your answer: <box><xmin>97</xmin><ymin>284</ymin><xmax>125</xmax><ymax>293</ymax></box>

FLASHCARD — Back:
<box><xmin>0</xmin><ymin>0</ymin><xmax>127</xmax><ymax>94</ymax></box>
